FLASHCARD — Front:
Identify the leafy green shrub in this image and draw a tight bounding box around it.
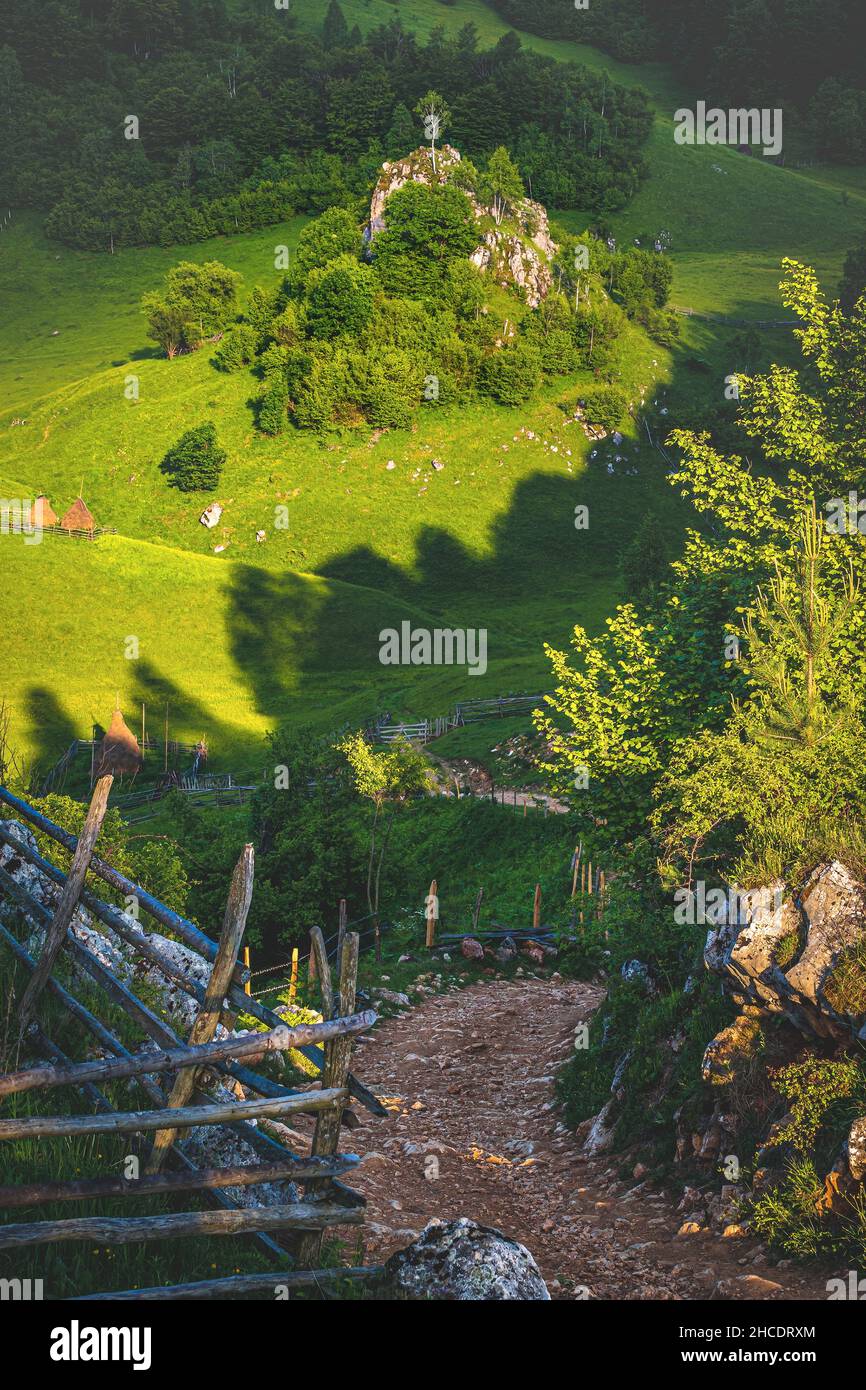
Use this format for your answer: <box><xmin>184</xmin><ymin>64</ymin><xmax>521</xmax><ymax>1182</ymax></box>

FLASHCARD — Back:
<box><xmin>584</xmin><ymin>384</ymin><xmax>627</xmax><ymax>430</ymax></box>
<box><xmin>478</xmin><ymin>341</ymin><xmax>542</xmax><ymax>405</ymax></box>
<box><xmin>159</xmin><ymin>422</ymin><xmax>226</xmax><ymax>492</ymax></box>
<box><xmin>213</xmin><ymin>324</ymin><xmax>258</xmax><ymax>372</ymax></box>
<box><xmin>306</xmin><ymin>256</ymin><xmax>378</xmax><ymax>340</ymax></box>
<box><xmin>258</xmin><ymin>375</ymin><xmax>289</xmax><ymax>435</ymax></box>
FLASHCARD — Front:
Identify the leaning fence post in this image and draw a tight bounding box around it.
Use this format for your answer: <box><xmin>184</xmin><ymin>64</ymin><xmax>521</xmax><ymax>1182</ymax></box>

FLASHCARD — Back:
<box><xmin>146</xmin><ymin>844</ymin><xmax>254</xmax><ymax>1173</ymax></box>
<box><xmin>310</xmin><ymin>926</ymin><xmax>333</xmax><ymax>1022</ymax></box>
<box><xmin>425</xmin><ymin>878</ymin><xmax>438</xmax><ymax>949</ymax></box>
<box><xmin>472</xmin><ymin>887</ymin><xmax>484</xmax><ymax>934</ymax></box>
<box><xmin>337</xmin><ymin>897</ymin><xmax>347</xmax><ymax>969</ymax></box>
<box><xmin>296</xmin><ymin>931</ymin><xmax>360</xmax><ymax>1269</ymax></box>
<box><xmin>18</xmin><ymin>708</ymin><xmax>141</xmax><ymax>1029</ymax></box>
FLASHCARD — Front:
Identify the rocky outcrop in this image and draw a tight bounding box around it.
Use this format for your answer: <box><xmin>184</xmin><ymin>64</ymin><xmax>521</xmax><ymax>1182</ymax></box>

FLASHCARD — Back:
<box><xmin>703</xmin><ymin>862</ymin><xmax>866</xmax><ymax>1044</ymax></box>
<box><xmin>369</xmin><ymin>144</ymin><xmax>463</xmax><ymax>233</ymax></box>
<box><xmin>469</xmin><ymin>229</ymin><xmax>553</xmax><ymax>308</ymax></box>
<box><xmin>367</xmin><ymin>144</ymin><xmax>558</xmax><ymax>308</ymax></box>
<box><xmin>383</xmin><ymin>1218</ymin><xmax>550</xmax><ymax>1300</ymax></box>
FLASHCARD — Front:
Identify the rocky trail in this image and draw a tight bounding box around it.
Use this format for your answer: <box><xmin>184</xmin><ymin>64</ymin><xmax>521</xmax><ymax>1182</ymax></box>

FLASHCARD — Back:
<box><xmin>340</xmin><ymin>976</ymin><xmax>836</xmax><ymax>1300</ymax></box>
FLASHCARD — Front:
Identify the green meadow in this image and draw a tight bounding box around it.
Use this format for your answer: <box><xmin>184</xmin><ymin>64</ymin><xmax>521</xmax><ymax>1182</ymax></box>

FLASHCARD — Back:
<box><xmin>2</xmin><ymin>0</ymin><xmax>865</xmax><ymax>774</ymax></box>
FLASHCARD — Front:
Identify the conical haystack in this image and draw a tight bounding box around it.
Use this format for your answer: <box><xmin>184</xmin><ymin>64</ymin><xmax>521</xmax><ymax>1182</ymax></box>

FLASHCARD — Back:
<box><xmin>60</xmin><ymin>497</ymin><xmax>95</xmax><ymax>532</ymax></box>
<box><xmin>29</xmin><ymin>495</ymin><xmax>58</xmax><ymax>527</ymax></box>
<box><xmin>93</xmin><ymin>708</ymin><xmax>142</xmax><ymax>778</ymax></box>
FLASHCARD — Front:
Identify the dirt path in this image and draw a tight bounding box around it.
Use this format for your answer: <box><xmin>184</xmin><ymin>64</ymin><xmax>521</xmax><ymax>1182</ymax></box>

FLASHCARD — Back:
<box><xmin>343</xmin><ymin>975</ymin><xmax>836</xmax><ymax>1300</ymax></box>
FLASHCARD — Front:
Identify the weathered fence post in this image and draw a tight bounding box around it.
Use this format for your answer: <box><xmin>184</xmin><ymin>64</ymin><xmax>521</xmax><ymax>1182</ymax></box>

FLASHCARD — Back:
<box><xmin>296</xmin><ymin>930</ymin><xmax>360</xmax><ymax>1268</ymax></box>
<box><xmin>146</xmin><ymin>844</ymin><xmax>254</xmax><ymax>1172</ymax></box>
<box><xmin>571</xmin><ymin>843</ymin><xmax>582</xmax><ymax>900</ymax></box>
<box><xmin>472</xmin><ymin>887</ymin><xmax>484</xmax><ymax>934</ymax></box>
<box><xmin>310</xmin><ymin>925</ymin><xmax>333</xmax><ymax>1022</ymax></box>
<box><xmin>425</xmin><ymin>878</ymin><xmax>438</xmax><ymax>949</ymax></box>
<box><xmin>337</xmin><ymin>897</ymin><xmax>347</xmax><ymax>970</ymax></box>
<box><xmin>533</xmin><ymin>883</ymin><xmax>541</xmax><ymax>932</ymax></box>
<box><xmin>288</xmin><ymin>947</ymin><xmax>299</xmax><ymax>1005</ymax></box>
<box><xmin>18</xmin><ymin>709</ymin><xmax>141</xmax><ymax>1029</ymax></box>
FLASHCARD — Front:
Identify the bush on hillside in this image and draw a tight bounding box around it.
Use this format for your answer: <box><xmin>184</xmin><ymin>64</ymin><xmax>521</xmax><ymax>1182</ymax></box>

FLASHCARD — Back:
<box><xmin>213</xmin><ymin>324</ymin><xmax>258</xmax><ymax>372</ymax></box>
<box><xmin>478</xmin><ymin>341</ymin><xmax>543</xmax><ymax>405</ymax></box>
<box><xmin>160</xmin><ymin>422</ymin><xmax>226</xmax><ymax>492</ymax></box>
<box><xmin>584</xmin><ymin>384</ymin><xmax>628</xmax><ymax>430</ymax></box>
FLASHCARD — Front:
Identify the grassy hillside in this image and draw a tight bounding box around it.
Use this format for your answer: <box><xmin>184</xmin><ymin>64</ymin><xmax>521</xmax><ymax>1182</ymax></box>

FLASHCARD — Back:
<box><xmin>4</xmin><ymin>0</ymin><xmax>865</xmax><ymax>773</ymax></box>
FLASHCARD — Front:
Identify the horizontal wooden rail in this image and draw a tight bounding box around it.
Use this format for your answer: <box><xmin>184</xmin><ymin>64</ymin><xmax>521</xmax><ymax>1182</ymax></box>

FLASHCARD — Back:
<box><xmin>75</xmin><ymin>1265</ymin><xmax>383</xmax><ymax>1302</ymax></box>
<box><xmin>0</xmin><ymin>1155</ymin><xmax>362</xmax><ymax>1210</ymax></box>
<box><xmin>0</xmin><ymin>1087</ymin><xmax>348</xmax><ymax>1142</ymax></box>
<box><xmin>0</xmin><ymin>1199</ymin><xmax>363</xmax><ymax>1251</ymax></box>
<box><xmin>0</xmin><ymin>1010</ymin><xmax>377</xmax><ymax>1097</ymax></box>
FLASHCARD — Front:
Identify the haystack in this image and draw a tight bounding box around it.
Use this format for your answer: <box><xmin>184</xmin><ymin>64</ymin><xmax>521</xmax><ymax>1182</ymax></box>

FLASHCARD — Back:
<box><xmin>93</xmin><ymin>707</ymin><xmax>142</xmax><ymax>778</ymax></box>
<box><xmin>29</xmin><ymin>495</ymin><xmax>58</xmax><ymax>527</ymax></box>
<box><xmin>60</xmin><ymin>497</ymin><xmax>95</xmax><ymax>532</ymax></box>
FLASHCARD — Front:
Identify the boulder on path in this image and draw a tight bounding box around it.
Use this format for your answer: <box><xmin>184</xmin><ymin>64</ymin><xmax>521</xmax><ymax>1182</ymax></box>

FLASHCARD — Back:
<box><xmin>383</xmin><ymin>1217</ymin><xmax>550</xmax><ymax>1300</ymax></box>
<box><xmin>461</xmin><ymin>936</ymin><xmax>485</xmax><ymax>961</ymax></box>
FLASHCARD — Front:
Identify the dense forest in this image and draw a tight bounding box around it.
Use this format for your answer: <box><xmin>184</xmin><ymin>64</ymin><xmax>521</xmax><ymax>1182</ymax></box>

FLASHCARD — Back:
<box><xmin>0</xmin><ymin>0</ymin><xmax>652</xmax><ymax>250</ymax></box>
<box><xmin>490</xmin><ymin>0</ymin><xmax>866</xmax><ymax>160</ymax></box>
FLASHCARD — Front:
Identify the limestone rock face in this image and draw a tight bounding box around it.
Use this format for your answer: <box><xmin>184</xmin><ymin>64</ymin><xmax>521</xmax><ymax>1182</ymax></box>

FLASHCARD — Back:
<box><xmin>369</xmin><ymin>144</ymin><xmax>463</xmax><ymax>232</ymax></box>
<box><xmin>469</xmin><ymin>228</ymin><xmax>553</xmax><ymax>308</ymax></box>
<box><xmin>703</xmin><ymin>862</ymin><xmax>866</xmax><ymax>1043</ymax></box>
<box><xmin>786</xmin><ymin>861</ymin><xmax>865</xmax><ymax>1022</ymax></box>
<box><xmin>367</xmin><ymin>144</ymin><xmax>558</xmax><ymax>308</ymax></box>
<box><xmin>384</xmin><ymin>1218</ymin><xmax>550</xmax><ymax>1300</ymax></box>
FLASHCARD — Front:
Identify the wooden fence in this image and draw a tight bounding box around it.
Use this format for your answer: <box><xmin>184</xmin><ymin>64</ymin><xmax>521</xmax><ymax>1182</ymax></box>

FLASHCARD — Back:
<box><xmin>372</xmin><ymin>693</ymin><xmax>552</xmax><ymax>744</ymax></box>
<box><xmin>0</xmin><ymin>785</ymin><xmax>386</xmax><ymax>1299</ymax></box>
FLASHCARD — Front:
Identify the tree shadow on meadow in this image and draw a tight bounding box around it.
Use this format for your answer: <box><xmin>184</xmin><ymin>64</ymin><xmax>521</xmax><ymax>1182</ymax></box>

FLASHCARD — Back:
<box><xmin>225</xmin><ymin>452</ymin><xmax>689</xmax><ymax>730</ymax></box>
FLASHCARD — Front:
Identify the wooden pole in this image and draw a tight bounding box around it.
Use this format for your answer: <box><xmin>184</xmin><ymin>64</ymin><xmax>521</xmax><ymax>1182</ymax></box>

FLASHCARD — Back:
<box><xmin>288</xmin><ymin>947</ymin><xmax>299</xmax><ymax>1005</ymax></box>
<box><xmin>0</xmin><ymin>1155</ymin><xmax>363</xmax><ymax>1209</ymax></box>
<box><xmin>571</xmin><ymin>842</ymin><xmax>582</xmax><ymax>900</ymax></box>
<box><xmin>309</xmin><ymin>925</ymin><xmax>333</xmax><ymax>1022</ymax></box>
<box><xmin>0</xmin><ymin>1198</ymin><xmax>363</xmax><ymax>1252</ymax></box>
<box><xmin>425</xmin><ymin>878</ymin><xmax>438</xmax><ymax>949</ymax></box>
<box><xmin>472</xmin><ymin>887</ymin><xmax>484</xmax><ymax>934</ymax></box>
<box><xmin>533</xmin><ymin>883</ymin><xmax>541</xmax><ymax>931</ymax></box>
<box><xmin>81</xmin><ymin>1266</ymin><xmax>379</xmax><ymax>1303</ymax></box>
<box><xmin>243</xmin><ymin>945</ymin><xmax>251</xmax><ymax>996</ymax></box>
<box><xmin>18</xmin><ymin>708</ymin><xmax>140</xmax><ymax>1028</ymax></box>
<box><xmin>297</xmin><ymin>932</ymin><xmax>360</xmax><ymax>1268</ymax></box>
<box><xmin>0</xmin><ymin>1087</ymin><xmax>347</xmax><ymax>1143</ymax></box>
<box><xmin>147</xmin><ymin>844</ymin><xmax>254</xmax><ymax>1172</ymax></box>
<box><xmin>0</xmin><ymin>1010</ymin><xmax>376</xmax><ymax>1097</ymax></box>
<box><xmin>337</xmin><ymin>897</ymin><xmax>347</xmax><ymax>968</ymax></box>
